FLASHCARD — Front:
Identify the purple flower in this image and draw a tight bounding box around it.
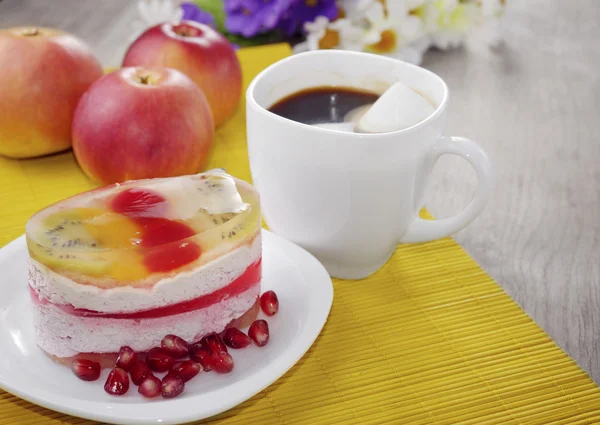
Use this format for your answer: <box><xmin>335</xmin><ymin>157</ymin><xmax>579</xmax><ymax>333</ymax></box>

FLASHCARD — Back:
<box><xmin>280</xmin><ymin>0</ymin><xmax>339</xmax><ymax>36</ymax></box>
<box><xmin>224</xmin><ymin>0</ymin><xmax>292</xmax><ymax>37</ymax></box>
<box><xmin>181</xmin><ymin>2</ymin><xmax>216</xmax><ymax>27</ymax></box>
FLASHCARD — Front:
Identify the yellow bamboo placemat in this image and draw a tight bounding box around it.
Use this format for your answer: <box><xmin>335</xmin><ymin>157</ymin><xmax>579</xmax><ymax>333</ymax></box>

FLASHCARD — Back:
<box><xmin>1</xmin><ymin>44</ymin><xmax>600</xmax><ymax>425</ymax></box>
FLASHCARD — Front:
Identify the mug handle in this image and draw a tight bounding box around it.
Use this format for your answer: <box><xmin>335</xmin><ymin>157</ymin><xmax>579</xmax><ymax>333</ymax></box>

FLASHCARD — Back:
<box><xmin>399</xmin><ymin>136</ymin><xmax>493</xmax><ymax>243</ymax></box>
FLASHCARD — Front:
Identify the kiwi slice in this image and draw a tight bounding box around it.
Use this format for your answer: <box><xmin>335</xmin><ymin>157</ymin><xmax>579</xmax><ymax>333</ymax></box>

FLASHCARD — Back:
<box><xmin>195</xmin><ymin>202</ymin><xmax>261</xmax><ymax>253</ymax></box>
<box><xmin>186</xmin><ymin>209</ymin><xmax>243</xmax><ymax>232</ymax></box>
<box><xmin>36</xmin><ymin>208</ymin><xmax>101</xmax><ymax>251</ymax></box>
<box><xmin>28</xmin><ymin>208</ymin><xmax>142</xmax><ymax>278</ymax></box>
<box><xmin>27</xmin><ymin>239</ymin><xmax>111</xmax><ymax>276</ymax></box>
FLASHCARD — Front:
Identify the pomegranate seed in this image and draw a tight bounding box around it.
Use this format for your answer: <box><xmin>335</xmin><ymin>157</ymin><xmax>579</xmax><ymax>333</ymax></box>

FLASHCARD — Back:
<box><xmin>260</xmin><ymin>291</ymin><xmax>279</xmax><ymax>316</ymax></box>
<box><xmin>138</xmin><ymin>375</ymin><xmax>161</xmax><ymax>398</ymax></box>
<box><xmin>170</xmin><ymin>360</ymin><xmax>202</xmax><ymax>382</ymax></box>
<box><xmin>211</xmin><ymin>351</ymin><xmax>234</xmax><ymax>374</ymax></box>
<box><xmin>115</xmin><ymin>346</ymin><xmax>136</xmax><ymax>371</ymax></box>
<box><xmin>222</xmin><ymin>327</ymin><xmax>251</xmax><ymax>349</ymax></box>
<box><xmin>201</xmin><ymin>332</ymin><xmax>227</xmax><ymax>354</ymax></box>
<box><xmin>146</xmin><ymin>347</ymin><xmax>175</xmax><ymax>373</ymax></box>
<box><xmin>190</xmin><ymin>343</ymin><xmax>212</xmax><ymax>371</ymax></box>
<box><xmin>71</xmin><ymin>359</ymin><xmax>101</xmax><ymax>381</ymax></box>
<box><xmin>162</xmin><ymin>373</ymin><xmax>185</xmax><ymax>398</ymax></box>
<box><xmin>249</xmin><ymin>320</ymin><xmax>270</xmax><ymax>347</ymax></box>
<box><xmin>130</xmin><ymin>360</ymin><xmax>152</xmax><ymax>385</ymax></box>
<box><xmin>161</xmin><ymin>334</ymin><xmax>190</xmax><ymax>358</ymax></box>
<box><xmin>104</xmin><ymin>368</ymin><xmax>129</xmax><ymax>395</ymax></box>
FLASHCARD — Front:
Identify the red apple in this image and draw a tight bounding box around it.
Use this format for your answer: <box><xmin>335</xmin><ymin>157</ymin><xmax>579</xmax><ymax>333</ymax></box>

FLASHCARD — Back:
<box><xmin>123</xmin><ymin>21</ymin><xmax>242</xmax><ymax>128</ymax></box>
<box><xmin>0</xmin><ymin>27</ymin><xmax>103</xmax><ymax>158</ymax></box>
<box><xmin>72</xmin><ymin>66</ymin><xmax>214</xmax><ymax>184</ymax></box>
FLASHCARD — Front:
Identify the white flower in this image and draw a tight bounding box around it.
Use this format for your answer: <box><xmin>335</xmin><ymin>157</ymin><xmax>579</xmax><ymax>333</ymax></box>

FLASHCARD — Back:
<box><xmin>417</xmin><ymin>0</ymin><xmax>478</xmax><ymax>49</ymax></box>
<box><xmin>478</xmin><ymin>0</ymin><xmax>505</xmax><ymax>18</ymax></box>
<box><xmin>137</xmin><ymin>0</ymin><xmax>183</xmax><ymax>26</ymax></box>
<box><xmin>293</xmin><ymin>16</ymin><xmax>376</xmax><ymax>54</ymax></box>
<box><xmin>417</xmin><ymin>0</ymin><xmax>505</xmax><ymax>50</ymax></box>
<box><xmin>406</xmin><ymin>0</ymin><xmax>428</xmax><ymax>9</ymax></box>
<box><xmin>365</xmin><ymin>1</ymin><xmax>425</xmax><ymax>46</ymax></box>
<box><xmin>465</xmin><ymin>0</ymin><xmax>506</xmax><ymax>51</ymax></box>
<box><xmin>130</xmin><ymin>0</ymin><xmax>183</xmax><ymax>41</ymax></box>
<box><xmin>293</xmin><ymin>16</ymin><xmax>329</xmax><ymax>53</ymax></box>
<box><xmin>297</xmin><ymin>0</ymin><xmax>506</xmax><ymax>63</ymax></box>
<box><xmin>338</xmin><ymin>0</ymin><xmax>376</xmax><ymax>24</ymax></box>
<box><xmin>360</xmin><ymin>0</ymin><xmax>428</xmax><ymax>64</ymax></box>
<box><xmin>340</xmin><ymin>0</ymin><xmax>427</xmax><ymax>24</ymax></box>
<box><xmin>330</xmin><ymin>19</ymin><xmax>372</xmax><ymax>51</ymax></box>
<box><xmin>394</xmin><ymin>36</ymin><xmax>432</xmax><ymax>65</ymax></box>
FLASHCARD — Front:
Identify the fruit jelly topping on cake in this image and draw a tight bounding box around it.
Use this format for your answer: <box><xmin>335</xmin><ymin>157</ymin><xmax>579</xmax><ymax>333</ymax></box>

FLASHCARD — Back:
<box><xmin>28</xmin><ymin>234</ymin><xmax>262</xmax><ymax>313</ymax></box>
<box><xmin>25</xmin><ymin>171</ymin><xmax>261</xmax><ymax>285</ymax></box>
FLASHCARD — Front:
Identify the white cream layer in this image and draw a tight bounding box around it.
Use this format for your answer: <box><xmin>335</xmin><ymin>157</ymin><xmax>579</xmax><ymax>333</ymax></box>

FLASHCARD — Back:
<box><xmin>28</xmin><ymin>235</ymin><xmax>261</xmax><ymax>314</ymax></box>
<box><xmin>33</xmin><ymin>285</ymin><xmax>260</xmax><ymax>357</ymax></box>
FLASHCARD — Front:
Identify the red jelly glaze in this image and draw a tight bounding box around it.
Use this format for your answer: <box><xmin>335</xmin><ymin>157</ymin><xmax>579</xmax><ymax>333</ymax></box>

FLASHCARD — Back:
<box><xmin>132</xmin><ymin>217</ymin><xmax>201</xmax><ymax>273</ymax></box>
<box><xmin>111</xmin><ymin>188</ymin><xmax>167</xmax><ymax>218</ymax></box>
<box><xmin>49</xmin><ymin>258</ymin><xmax>262</xmax><ymax>319</ymax></box>
<box><xmin>143</xmin><ymin>240</ymin><xmax>202</xmax><ymax>273</ymax></box>
<box><xmin>111</xmin><ymin>188</ymin><xmax>202</xmax><ymax>272</ymax></box>
<box><xmin>135</xmin><ymin>217</ymin><xmax>197</xmax><ymax>248</ymax></box>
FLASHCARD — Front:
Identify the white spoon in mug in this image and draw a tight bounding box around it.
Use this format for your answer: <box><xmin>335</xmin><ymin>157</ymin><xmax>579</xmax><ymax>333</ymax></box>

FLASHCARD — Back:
<box><xmin>353</xmin><ymin>81</ymin><xmax>435</xmax><ymax>133</ymax></box>
<box><xmin>313</xmin><ymin>81</ymin><xmax>435</xmax><ymax>134</ymax></box>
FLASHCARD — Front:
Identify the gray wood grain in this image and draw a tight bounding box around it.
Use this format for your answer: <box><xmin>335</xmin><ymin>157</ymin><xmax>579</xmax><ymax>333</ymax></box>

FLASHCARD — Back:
<box><xmin>421</xmin><ymin>0</ymin><xmax>600</xmax><ymax>383</ymax></box>
<box><xmin>0</xmin><ymin>0</ymin><xmax>138</xmax><ymax>66</ymax></box>
<box><xmin>1</xmin><ymin>0</ymin><xmax>599</xmax><ymax>383</ymax></box>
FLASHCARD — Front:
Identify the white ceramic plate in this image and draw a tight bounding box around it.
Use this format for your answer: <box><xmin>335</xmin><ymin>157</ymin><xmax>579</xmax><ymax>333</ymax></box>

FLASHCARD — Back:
<box><xmin>0</xmin><ymin>229</ymin><xmax>333</xmax><ymax>425</ymax></box>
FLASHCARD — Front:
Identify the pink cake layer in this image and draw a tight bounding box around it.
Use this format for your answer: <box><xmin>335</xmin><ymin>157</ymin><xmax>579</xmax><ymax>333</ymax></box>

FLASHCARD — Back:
<box><xmin>32</xmin><ymin>284</ymin><xmax>260</xmax><ymax>358</ymax></box>
<box><xmin>28</xmin><ymin>237</ymin><xmax>263</xmax><ymax>358</ymax></box>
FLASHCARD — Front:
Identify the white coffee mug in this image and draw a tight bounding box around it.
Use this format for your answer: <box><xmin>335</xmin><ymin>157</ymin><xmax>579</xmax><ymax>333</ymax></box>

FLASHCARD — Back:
<box><xmin>246</xmin><ymin>50</ymin><xmax>493</xmax><ymax>280</ymax></box>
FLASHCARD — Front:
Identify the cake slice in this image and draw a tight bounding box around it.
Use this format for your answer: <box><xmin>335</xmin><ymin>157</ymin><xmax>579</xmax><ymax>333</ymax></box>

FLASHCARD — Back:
<box><xmin>26</xmin><ymin>170</ymin><xmax>261</xmax><ymax>364</ymax></box>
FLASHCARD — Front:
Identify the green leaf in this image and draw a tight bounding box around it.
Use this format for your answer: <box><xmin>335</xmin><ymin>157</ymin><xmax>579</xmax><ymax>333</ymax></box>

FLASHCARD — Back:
<box><xmin>192</xmin><ymin>0</ymin><xmax>227</xmax><ymax>33</ymax></box>
<box><xmin>224</xmin><ymin>31</ymin><xmax>284</xmax><ymax>47</ymax></box>
<box><xmin>191</xmin><ymin>0</ymin><xmax>286</xmax><ymax>47</ymax></box>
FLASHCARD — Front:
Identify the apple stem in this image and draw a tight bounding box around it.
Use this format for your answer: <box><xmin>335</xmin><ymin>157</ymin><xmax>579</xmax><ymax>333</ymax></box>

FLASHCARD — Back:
<box><xmin>174</xmin><ymin>28</ymin><xmax>189</xmax><ymax>37</ymax></box>
<box><xmin>23</xmin><ymin>28</ymin><xmax>41</xmax><ymax>37</ymax></box>
<box><xmin>172</xmin><ymin>24</ymin><xmax>202</xmax><ymax>38</ymax></box>
<box><xmin>134</xmin><ymin>71</ymin><xmax>161</xmax><ymax>86</ymax></box>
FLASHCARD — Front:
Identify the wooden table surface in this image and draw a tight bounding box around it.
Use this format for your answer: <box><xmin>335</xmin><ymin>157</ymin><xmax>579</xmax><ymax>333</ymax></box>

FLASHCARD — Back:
<box><xmin>1</xmin><ymin>0</ymin><xmax>599</xmax><ymax>385</ymax></box>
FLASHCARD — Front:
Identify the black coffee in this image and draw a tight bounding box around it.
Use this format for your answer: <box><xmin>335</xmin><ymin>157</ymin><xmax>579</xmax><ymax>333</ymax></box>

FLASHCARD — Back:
<box><xmin>268</xmin><ymin>86</ymin><xmax>380</xmax><ymax>125</ymax></box>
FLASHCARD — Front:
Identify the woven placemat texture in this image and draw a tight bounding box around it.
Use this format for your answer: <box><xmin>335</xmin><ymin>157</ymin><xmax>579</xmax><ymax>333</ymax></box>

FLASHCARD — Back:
<box><xmin>1</xmin><ymin>44</ymin><xmax>599</xmax><ymax>425</ymax></box>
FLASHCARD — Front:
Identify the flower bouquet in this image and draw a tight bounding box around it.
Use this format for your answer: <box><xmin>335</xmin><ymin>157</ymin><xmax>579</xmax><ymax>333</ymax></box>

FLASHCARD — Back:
<box><xmin>135</xmin><ymin>0</ymin><xmax>506</xmax><ymax>65</ymax></box>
